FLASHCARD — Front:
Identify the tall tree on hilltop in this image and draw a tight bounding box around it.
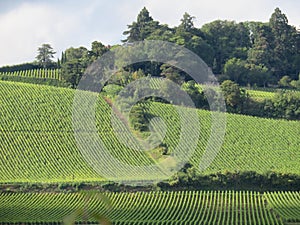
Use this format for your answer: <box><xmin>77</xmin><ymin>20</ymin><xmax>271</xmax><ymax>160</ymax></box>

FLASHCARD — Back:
<box><xmin>36</xmin><ymin>44</ymin><xmax>56</xmax><ymax>68</ymax></box>
<box><xmin>201</xmin><ymin>20</ymin><xmax>251</xmax><ymax>74</ymax></box>
<box><xmin>170</xmin><ymin>13</ymin><xmax>214</xmax><ymax>66</ymax></box>
<box><xmin>178</xmin><ymin>12</ymin><xmax>195</xmax><ymax>33</ymax></box>
<box><xmin>88</xmin><ymin>41</ymin><xmax>109</xmax><ymax>62</ymax></box>
<box><xmin>61</xmin><ymin>47</ymin><xmax>89</xmax><ymax>87</ymax></box>
<box><xmin>269</xmin><ymin>7</ymin><xmax>298</xmax><ymax>77</ymax></box>
<box><xmin>123</xmin><ymin>7</ymin><xmax>160</xmax><ymax>42</ymax></box>
<box><xmin>247</xmin><ymin>23</ymin><xmax>274</xmax><ymax>70</ymax></box>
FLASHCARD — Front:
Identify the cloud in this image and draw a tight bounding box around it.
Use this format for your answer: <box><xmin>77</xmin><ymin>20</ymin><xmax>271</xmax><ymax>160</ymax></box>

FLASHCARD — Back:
<box><xmin>144</xmin><ymin>0</ymin><xmax>300</xmax><ymax>29</ymax></box>
<box><xmin>0</xmin><ymin>2</ymin><xmax>82</xmax><ymax>66</ymax></box>
<box><xmin>0</xmin><ymin>0</ymin><xmax>145</xmax><ymax>66</ymax></box>
<box><xmin>0</xmin><ymin>0</ymin><xmax>299</xmax><ymax>66</ymax></box>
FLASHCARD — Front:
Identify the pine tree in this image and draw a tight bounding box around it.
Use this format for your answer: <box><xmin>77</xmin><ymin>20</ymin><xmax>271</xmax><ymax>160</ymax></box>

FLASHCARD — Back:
<box><xmin>36</xmin><ymin>44</ymin><xmax>56</xmax><ymax>68</ymax></box>
<box><xmin>123</xmin><ymin>7</ymin><xmax>160</xmax><ymax>42</ymax></box>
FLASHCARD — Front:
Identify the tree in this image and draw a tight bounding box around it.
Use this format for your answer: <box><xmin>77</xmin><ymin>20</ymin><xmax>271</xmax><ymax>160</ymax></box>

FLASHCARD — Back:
<box><xmin>224</xmin><ymin>58</ymin><xmax>247</xmax><ymax>84</ymax></box>
<box><xmin>267</xmin><ymin>91</ymin><xmax>300</xmax><ymax>120</ymax></box>
<box><xmin>36</xmin><ymin>44</ymin><xmax>56</xmax><ymax>68</ymax></box>
<box><xmin>88</xmin><ymin>41</ymin><xmax>109</xmax><ymax>62</ymax></box>
<box><xmin>123</xmin><ymin>7</ymin><xmax>160</xmax><ymax>42</ymax></box>
<box><xmin>168</xmin><ymin>13</ymin><xmax>214</xmax><ymax>66</ymax></box>
<box><xmin>177</xmin><ymin>12</ymin><xmax>195</xmax><ymax>33</ymax></box>
<box><xmin>61</xmin><ymin>47</ymin><xmax>89</xmax><ymax>87</ymax></box>
<box><xmin>223</xmin><ymin>57</ymin><xmax>271</xmax><ymax>87</ymax></box>
<box><xmin>220</xmin><ymin>80</ymin><xmax>246</xmax><ymax>113</ymax></box>
<box><xmin>201</xmin><ymin>20</ymin><xmax>251</xmax><ymax>74</ymax></box>
<box><xmin>269</xmin><ymin>8</ymin><xmax>298</xmax><ymax>77</ymax></box>
<box><xmin>290</xmin><ymin>74</ymin><xmax>300</xmax><ymax>89</ymax></box>
<box><xmin>278</xmin><ymin>75</ymin><xmax>291</xmax><ymax>88</ymax></box>
<box><xmin>244</xmin><ymin>63</ymin><xmax>271</xmax><ymax>87</ymax></box>
<box><xmin>247</xmin><ymin>23</ymin><xmax>274</xmax><ymax>70</ymax></box>
<box><xmin>181</xmin><ymin>80</ymin><xmax>208</xmax><ymax>109</ymax></box>
<box><xmin>160</xmin><ymin>64</ymin><xmax>183</xmax><ymax>84</ymax></box>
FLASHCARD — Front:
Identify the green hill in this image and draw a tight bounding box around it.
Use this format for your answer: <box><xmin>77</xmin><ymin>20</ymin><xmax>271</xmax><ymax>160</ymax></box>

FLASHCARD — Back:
<box><xmin>0</xmin><ymin>81</ymin><xmax>299</xmax><ymax>183</ymax></box>
<box><xmin>2</xmin><ymin>190</ymin><xmax>300</xmax><ymax>224</ymax></box>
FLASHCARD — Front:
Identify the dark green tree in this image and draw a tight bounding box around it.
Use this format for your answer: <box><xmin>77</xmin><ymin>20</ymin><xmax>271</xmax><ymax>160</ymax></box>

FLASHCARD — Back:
<box><xmin>123</xmin><ymin>7</ymin><xmax>160</xmax><ymax>42</ymax></box>
<box><xmin>160</xmin><ymin>64</ymin><xmax>183</xmax><ymax>84</ymax></box>
<box><xmin>224</xmin><ymin>58</ymin><xmax>247</xmax><ymax>84</ymax></box>
<box><xmin>88</xmin><ymin>41</ymin><xmax>109</xmax><ymax>62</ymax></box>
<box><xmin>36</xmin><ymin>44</ymin><xmax>56</xmax><ymax>68</ymax></box>
<box><xmin>169</xmin><ymin>13</ymin><xmax>214</xmax><ymax>66</ymax></box>
<box><xmin>267</xmin><ymin>91</ymin><xmax>300</xmax><ymax>120</ymax></box>
<box><xmin>201</xmin><ymin>20</ymin><xmax>251</xmax><ymax>73</ymax></box>
<box><xmin>177</xmin><ymin>12</ymin><xmax>195</xmax><ymax>33</ymax></box>
<box><xmin>61</xmin><ymin>47</ymin><xmax>89</xmax><ymax>87</ymax></box>
<box><xmin>278</xmin><ymin>75</ymin><xmax>291</xmax><ymax>88</ymax></box>
<box><xmin>269</xmin><ymin>8</ymin><xmax>299</xmax><ymax>77</ymax></box>
<box><xmin>181</xmin><ymin>80</ymin><xmax>208</xmax><ymax>109</ymax></box>
<box><xmin>244</xmin><ymin>63</ymin><xmax>271</xmax><ymax>87</ymax></box>
<box><xmin>220</xmin><ymin>80</ymin><xmax>247</xmax><ymax>113</ymax></box>
<box><xmin>247</xmin><ymin>23</ymin><xmax>274</xmax><ymax>70</ymax></box>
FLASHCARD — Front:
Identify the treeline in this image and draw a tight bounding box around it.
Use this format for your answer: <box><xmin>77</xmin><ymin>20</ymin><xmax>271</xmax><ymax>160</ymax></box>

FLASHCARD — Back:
<box><xmin>58</xmin><ymin>7</ymin><xmax>300</xmax><ymax>88</ymax></box>
<box><xmin>0</xmin><ymin>62</ymin><xmax>43</xmax><ymax>73</ymax></box>
<box><xmin>1</xmin><ymin>7</ymin><xmax>300</xmax><ymax>89</ymax></box>
<box><xmin>159</xmin><ymin>164</ymin><xmax>300</xmax><ymax>192</ymax></box>
<box><xmin>1</xmin><ymin>7</ymin><xmax>299</xmax><ymax>119</ymax></box>
<box><xmin>184</xmin><ymin>79</ymin><xmax>300</xmax><ymax>120</ymax></box>
<box><xmin>121</xmin><ymin>7</ymin><xmax>300</xmax><ymax>87</ymax></box>
<box><xmin>55</xmin><ymin>6</ymin><xmax>300</xmax><ymax>119</ymax></box>
<box><xmin>2</xmin><ymin>168</ymin><xmax>300</xmax><ymax>193</ymax></box>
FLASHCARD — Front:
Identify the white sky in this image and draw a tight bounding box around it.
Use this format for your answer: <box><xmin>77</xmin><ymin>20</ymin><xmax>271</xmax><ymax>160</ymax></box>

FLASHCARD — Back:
<box><xmin>0</xmin><ymin>0</ymin><xmax>299</xmax><ymax>66</ymax></box>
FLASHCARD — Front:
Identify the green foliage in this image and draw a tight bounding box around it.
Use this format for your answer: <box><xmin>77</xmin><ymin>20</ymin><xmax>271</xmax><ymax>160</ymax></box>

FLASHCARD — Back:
<box><xmin>247</xmin><ymin>23</ymin><xmax>274</xmax><ymax>70</ymax></box>
<box><xmin>88</xmin><ymin>41</ymin><xmax>109</xmax><ymax>61</ymax></box>
<box><xmin>160</xmin><ymin>63</ymin><xmax>183</xmax><ymax>84</ymax></box>
<box><xmin>224</xmin><ymin>58</ymin><xmax>271</xmax><ymax>86</ymax></box>
<box><xmin>102</xmin><ymin>84</ymin><xmax>123</xmax><ymax>98</ymax></box>
<box><xmin>181</xmin><ymin>80</ymin><xmax>208</xmax><ymax>108</ymax></box>
<box><xmin>288</xmin><ymin>74</ymin><xmax>300</xmax><ymax>89</ymax></box>
<box><xmin>201</xmin><ymin>20</ymin><xmax>251</xmax><ymax>73</ymax></box>
<box><xmin>224</xmin><ymin>58</ymin><xmax>247</xmax><ymax>84</ymax></box>
<box><xmin>265</xmin><ymin>90</ymin><xmax>300</xmax><ymax>120</ymax></box>
<box><xmin>278</xmin><ymin>75</ymin><xmax>292</xmax><ymax>88</ymax></box>
<box><xmin>0</xmin><ymin>62</ymin><xmax>42</xmax><ymax>72</ymax></box>
<box><xmin>123</xmin><ymin>7</ymin><xmax>160</xmax><ymax>42</ymax></box>
<box><xmin>220</xmin><ymin>80</ymin><xmax>247</xmax><ymax>112</ymax></box>
<box><xmin>129</xmin><ymin>104</ymin><xmax>149</xmax><ymax>132</ymax></box>
<box><xmin>36</xmin><ymin>43</ymin><xmax>56</xmax><ymax>68</ymax></box>
<box><xmin>269</xmin><ymin>8</ymin><xmax>299</xmax><ymax>76</ymax></box>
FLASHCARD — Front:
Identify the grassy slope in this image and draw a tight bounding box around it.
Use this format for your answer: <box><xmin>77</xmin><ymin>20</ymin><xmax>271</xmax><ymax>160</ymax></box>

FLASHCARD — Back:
<box><xmin>0</xmin><ymin>81</ymin><xmax>299</xmax><ymax>183</ymax></box>
<box><xmin>1</xmin><ymin>190</ymin><xmax>295</xmax><ymax>224</ymax></box>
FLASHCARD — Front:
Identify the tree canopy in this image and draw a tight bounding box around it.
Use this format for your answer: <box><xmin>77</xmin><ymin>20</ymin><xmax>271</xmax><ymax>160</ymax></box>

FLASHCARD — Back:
<box><xmin>35</xmin><ymin>44</ymin><xmax>56</xmax><ymax>68</ymax></box>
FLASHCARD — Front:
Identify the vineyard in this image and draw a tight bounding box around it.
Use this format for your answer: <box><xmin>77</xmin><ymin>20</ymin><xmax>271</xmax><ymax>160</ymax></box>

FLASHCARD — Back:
<box><xmin>0</xmin><ymin>80</ymin><xmax>299</xmax><ymax>224</ymax></box>
<box><xmin>1</xmin><ymin>190</ymin><xmax>299</xmax><ymax>224</ymax></box>
<box><xmin>146</xmin><ymin>102</ymin><xmax>300</xmax><ymax>175</ymax></box>
<box><xmin>245</xmin><ymin>87</ymin><xmax>300</xmax><ymax>101</ymax></box>
<box><xmin>0</xmin><ymin>68</ymin><xmax>62</xmax><ymax>80</ymax></box>
<box><xmin>0</xmin><ymin>81</ymin><xmax>299</xmax><ymax>182</ymax></box>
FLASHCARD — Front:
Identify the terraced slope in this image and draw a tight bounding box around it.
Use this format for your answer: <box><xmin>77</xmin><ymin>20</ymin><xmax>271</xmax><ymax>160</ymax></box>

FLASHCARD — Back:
<box><xmin>0</xmin><ymin>81</ymin><xmax>299</xmax><ymax>183</ymax></box>
<box><xmin>0</xmin><ymin>190</ymin><xmax>293</xmax><ymax>224</ymax></box>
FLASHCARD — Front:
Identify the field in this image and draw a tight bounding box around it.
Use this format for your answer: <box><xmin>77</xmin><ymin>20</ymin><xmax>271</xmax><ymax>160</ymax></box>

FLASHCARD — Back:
<box><xmin>246</xmin><ymin>87</ymin><xmax>300</xmax><ymax>101</ymax></box>
<box><xmin>0</xmin><ymin>80</ymin><xmax>299</xmax><ymax>224</ymax></box>
<box><xmin>0</xmin><ymin>68</ymin><xmax>62</xmax><ymax>80</ymax></box>
<box><xmin>0</xmin><ymin>81</ymin><xmax>299</xmax><ymax>183</ymax></box>
<box><xmin>1</xmin><ymin>190</ymin><xmax>299</xmax><ymax>224</ymax></box>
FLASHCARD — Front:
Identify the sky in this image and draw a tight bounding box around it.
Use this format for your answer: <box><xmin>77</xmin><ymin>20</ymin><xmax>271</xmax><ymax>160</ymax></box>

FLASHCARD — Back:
<box><xmin>0</xmin><ymin>0</ymin><xmax>299</xmax><ymax>66</ymax></box>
